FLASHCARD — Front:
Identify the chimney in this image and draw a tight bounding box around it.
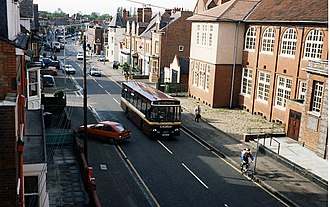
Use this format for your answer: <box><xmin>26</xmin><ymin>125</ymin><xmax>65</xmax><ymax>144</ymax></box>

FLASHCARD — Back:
<box><xmin>143</xmin><ymin>7</ymin><xmax>152</xmax><ymax>22</ymax></box>
<box><xmin>165</xmin><ymin>9</ymin><xmax>172</xmax><ymax>16</ymax></box>
<box><xmin>137</xmin><ymin>8</ymin><xmax>143</xmax><ymax>22</ymax></box>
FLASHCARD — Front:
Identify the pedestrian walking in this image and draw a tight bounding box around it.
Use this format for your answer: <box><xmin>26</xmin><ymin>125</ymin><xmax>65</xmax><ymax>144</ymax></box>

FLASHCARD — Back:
<box><xmin>194</xmin><ymin>105</ymin><xmax>201</xmax><ymax>122</ymax></box>
<box><xmin>124</xmin><ymin>71</ymin><xmax>129</xmax><ymax>81</ymax></box>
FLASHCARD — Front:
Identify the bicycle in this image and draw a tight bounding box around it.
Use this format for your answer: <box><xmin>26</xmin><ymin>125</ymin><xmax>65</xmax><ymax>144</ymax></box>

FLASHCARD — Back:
<box><xmin>241</xmin><ymin>161</ymin><xmax>254</xmax><ymax>179</ymax></box>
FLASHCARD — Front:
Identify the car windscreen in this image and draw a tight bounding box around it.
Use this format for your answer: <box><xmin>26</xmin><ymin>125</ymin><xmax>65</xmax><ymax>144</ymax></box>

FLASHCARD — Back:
<box><xmin>113</xmin><ymin>124</ymin><xmax>125</xmax><ymax>132</ymax></box>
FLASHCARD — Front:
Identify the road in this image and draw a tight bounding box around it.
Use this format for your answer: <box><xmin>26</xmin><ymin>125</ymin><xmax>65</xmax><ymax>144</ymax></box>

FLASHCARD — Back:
<box><xmin>53</xmin><ymin>41</ymin><xmax>289</xmax><ymax>207</ymax></box>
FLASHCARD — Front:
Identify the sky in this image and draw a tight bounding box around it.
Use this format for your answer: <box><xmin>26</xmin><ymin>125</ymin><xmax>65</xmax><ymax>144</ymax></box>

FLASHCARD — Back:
<box><xmin>33</xmin><ymin>0</ymin><xmax>196</xmax><ymax>16</ymax></box>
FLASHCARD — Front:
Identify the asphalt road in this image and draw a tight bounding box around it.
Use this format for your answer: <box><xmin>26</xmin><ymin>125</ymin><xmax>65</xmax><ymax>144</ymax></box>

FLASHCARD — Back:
<box><xmin>53</xmin><ymin>42</ymin><xmax>289</xmax><ymax>207</ymax></box>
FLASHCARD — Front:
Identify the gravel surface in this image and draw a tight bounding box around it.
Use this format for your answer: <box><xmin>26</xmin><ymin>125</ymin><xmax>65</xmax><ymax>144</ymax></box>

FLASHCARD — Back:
<box><xmin>177</xmin><ymin>97</ymin><xmax>284</xmax><ymax>140</ymax></box>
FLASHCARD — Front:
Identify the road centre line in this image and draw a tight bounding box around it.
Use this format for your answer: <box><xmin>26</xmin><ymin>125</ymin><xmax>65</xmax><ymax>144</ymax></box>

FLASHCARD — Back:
<box><xmin>211</xmin><ymin>152</ymin><xmax>290</xmax><ymax>206</ymax></box>
<box><xmin>157</xmin><ymin>140</ymin><xmax>173</xmax><ymax>154</ymax></box>
<box><xmin>181</xmin><ymin>163</ymin><xmax>209</xmax><ymax>189</ymax></box>
<box><xmin>113</xmin><ymin>98</ymin><xmax>120</xmax><ymax>105</ymax></box>
<box><xmin>105</xmin><ymin>90</ymin><xmax>111</xmax><ymax>95</ymax></box>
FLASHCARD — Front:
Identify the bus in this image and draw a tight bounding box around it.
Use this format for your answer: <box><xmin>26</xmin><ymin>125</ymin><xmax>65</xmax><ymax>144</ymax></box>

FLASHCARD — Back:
<box><xmin>121</xmin><ymin>81</ymin><xmax>181</xmax><ymax>137</ymax></box>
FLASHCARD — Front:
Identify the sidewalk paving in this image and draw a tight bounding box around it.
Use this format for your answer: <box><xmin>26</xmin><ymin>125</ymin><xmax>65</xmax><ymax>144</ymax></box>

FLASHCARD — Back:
<box><xmin>86</xmin><ymin>58</ymin><xmax>328</xmax><ymax>206</ymax></box>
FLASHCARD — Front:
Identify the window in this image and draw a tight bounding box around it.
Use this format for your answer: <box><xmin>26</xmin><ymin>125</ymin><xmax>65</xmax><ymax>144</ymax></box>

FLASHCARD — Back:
<box><xmin>298</xmin><ymin>81</ymin><xmax>307</xmax><ymax>100</ymax></box>
<box><xmin>245</xmin><ymin>27</ymin><xmax>256</xmax><ymax>50</ymax></box>
<box><xmin>199</xmin><ymin>63</ymin><xmax>205</xmax><ymax>88</ymax></box>
<box><xmin>304</xmin><ymin>29</ymin><xmax>323</xmax><ymax>60</ymax></box>
<box><xmin>155</xmin><ymin>41</ymin><xmax>159</xmax><ymax>54</ymax></box>
<box><xmin>206</xmin><ymin>65</ymin><xmax>210</xmax><ymax>90</ymax></box>
<box><xmin>179</xmin><ymin>45</ymin><xmax>184</xmax><ymax>52</ymax></box>
<box><xmin>281</xmin><ymin>28</ymin><xmax>297</xmax><ymax>56</ymax></box>
<box><xmin>28</xmin><ymin>70</ymin><xmax>38</xmax><ymax>97</ymax></box>
<box><xmin>153</xmin><ymin>61</ymin><xmax>157</xmax><ymax>73</ymax></box>
<box><xmin>24</xmin><ymin>176</ymin><xmax>39</xmax><ymax>207</ymax></box>
<box><xmin>196</xmin><ymin>32</ymin><xmax>200</xmax><ymax>45</ymax></box>
<box><xmin>257</xmin><ymin>71</ymin><xmax>271</xmax><ymax>102</ymax></box>
<box><xmin>311</xmin><ymin>81</ymin><xmax>323</xmax><ymax>114</ymax></box>
<box><xmin>193</xmin><ymin>62</ymin><xmax>198</xmax><ymax>86</ymax></box>
<box><xmin>241</xmin><ymin>68</ymin><xmax>253</xmax><ymax>96</ymax></box>
<box><xmin>146</xmin><ymin>42</ymin><xmax>150</xmax><ymax>53</ymax></box>
<box><xmin>262</xmin><ymin>28</ymin><xmax>275</xmax><ymax>53</ymax></box>
<box><xmin>208</xmin><ymin>33</ymin><xmax>213</xmax><ymax>47</ymax></box>
<box><xmin>275</xmin><ymin>76</ymin><xmax>292</xmax><ymax>108</ymax></box>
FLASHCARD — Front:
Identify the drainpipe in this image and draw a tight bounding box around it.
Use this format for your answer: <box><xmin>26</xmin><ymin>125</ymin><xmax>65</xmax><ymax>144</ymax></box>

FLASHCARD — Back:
<box><xmin>230</xmin><ymin>22</ymin><xmax>240</xmax><ymax>108</ymax></box>
<box><xmin>269</xmin><ymin>26</ymin><xmax>282</xmax><ymax>122</ymax></box>
<box><xmin>251</xmin><ymin>26</ymin><xmax>262</xmax><ymax>114</ymax></box>
<box><xmin>295</xmin><ymin>27</ymin><xmax>305</xmax><ymax>98</ymax></box>
<box><xmin>17</xmin><ymin>138</ymin><xmax>24</xmax><ymax>207</ymax></box>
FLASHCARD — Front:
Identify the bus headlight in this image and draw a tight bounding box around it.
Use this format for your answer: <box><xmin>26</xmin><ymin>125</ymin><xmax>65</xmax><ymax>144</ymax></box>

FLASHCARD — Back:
<box><xmin>152</xmin><ymin>129</ymin><xmax>157</xmax><ymax>132</ymax></box>
<box><xmin>174</xmin><ymin>128</ymin><xmax>179</xmax><ymax>131</ymax></box>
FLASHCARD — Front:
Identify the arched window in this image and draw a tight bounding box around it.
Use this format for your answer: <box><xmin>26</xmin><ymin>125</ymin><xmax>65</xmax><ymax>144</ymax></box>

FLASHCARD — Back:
<box><xmin>245</xmin><ymin>27</ymin><xmax>256</xmax><ymax>50</ymax></box>
<box><xmin>304</xmin><ymin>29</ymin><xmax>323</xmax><ymax>60</ymax></box>
<box><xmin>262</xmin><ymin>28</ymin><xmax>275</xmax><ymax>53</ymax></box>
<box><xmin>281</xmin><ymin>28</ymin><xmax>297</xmax><ymax>56</ymax></box>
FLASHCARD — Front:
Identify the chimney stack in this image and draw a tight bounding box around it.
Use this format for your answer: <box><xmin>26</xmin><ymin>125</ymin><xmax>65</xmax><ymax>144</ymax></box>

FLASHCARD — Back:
<box><xmin>143</xmin><ymin>7</ymin><xmax>152</xmax><ymax>22</ymax></box>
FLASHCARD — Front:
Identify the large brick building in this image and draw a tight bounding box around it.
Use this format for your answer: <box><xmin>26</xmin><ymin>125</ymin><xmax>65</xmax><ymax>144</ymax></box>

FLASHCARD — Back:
<box><xmin>188</xmin><ymin>0</ymin><xmax>328</xmax><ymax>158</ymax></box>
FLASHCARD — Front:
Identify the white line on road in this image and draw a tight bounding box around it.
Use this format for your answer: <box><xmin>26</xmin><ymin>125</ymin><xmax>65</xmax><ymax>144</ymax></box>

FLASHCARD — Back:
<box><xmin>93</xmin><ymin>78</ymin><xmax>97</xmax><ymax>83</ymax></box>
<box><xmin>113</xmin><ymin>98</ymin><xmax>120</xmax><ymax>105</ymax></box>
<box><xmin>105</xmin><ymin>90</ymin><xmax>111</xmax><ymax>95</ymax></box>
<box><xmin>98</xmin><ymin>83</ymin><xmax>103</xmax><ymax>88</ymax></box>
<box><xmin>181</xmin><ymin>163</ymin><xmax>209</xmax><ymax>189</ymax></box>
<box><xmin>157</xmin><ymin>140</ymin><xmax>173</xmax><ymax>154</ymax></box>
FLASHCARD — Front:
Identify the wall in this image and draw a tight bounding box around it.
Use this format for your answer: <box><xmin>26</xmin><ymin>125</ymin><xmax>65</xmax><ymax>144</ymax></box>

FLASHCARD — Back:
<box><xmin>0</xmin><ymin>105</ymin><xmax>18</xmax><ymax>207</ymax></box>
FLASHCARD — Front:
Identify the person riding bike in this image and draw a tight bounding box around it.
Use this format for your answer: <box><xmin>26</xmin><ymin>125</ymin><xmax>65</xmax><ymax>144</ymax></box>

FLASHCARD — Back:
<box><xmin>240</xmin><ymin>148</ymin><xmax>254</xmax><ymax>174</ymax></box>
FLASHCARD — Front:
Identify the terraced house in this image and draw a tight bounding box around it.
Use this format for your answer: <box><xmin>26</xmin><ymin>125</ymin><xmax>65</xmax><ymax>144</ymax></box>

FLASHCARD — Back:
<box><xmin>188</xmin><ymin>0</ymin><xmax>328</xmax><ymax>158</ymax></box>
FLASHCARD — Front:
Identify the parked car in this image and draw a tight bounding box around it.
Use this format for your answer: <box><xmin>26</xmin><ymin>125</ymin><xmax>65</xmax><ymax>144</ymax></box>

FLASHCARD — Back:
<box><xmin>90</xmin><ymin>66</ymin><xmax>101</xmax><ymax>76</ymax></box>
<box><xmin>41</xmin><ymin>58</ymin><xmax>60</xmax><ymax>69</ymax></box>
<box><xmin>52</xmin><ymin>42</ymin><xmax>61</xmax><ymax>52</ymax></box>
<box><xmin>27</xmin><ymin>61</ymin><xmax>45</xmax><ymax>69</ymax></box>
<box><xmin>64</xmin><ymin>64</ymin><xmax>76</xmax><ymax>75</ymax></box>
<box><xmin>97</xmin><ymin>55</ymin><xmax>105</xmax><ymax>61</ymax></box>
<box><xmin>42</xmin><ymin>75</ymin><xmax>55</xmax><ymax>87</ymax></box>
<box><xmin>76</xmin><ymin>52</ymin><xmax>84</xmax><ymax>60</ymax></box>
<box><xmin>78</xmin><ymin>121</ymin><xmax>131</xmax><ymax>142</ymax></box>
<box><xmin>40</xmin><ymin>66</ymin><xmax>57</xmax><ymax>76</ymax></box>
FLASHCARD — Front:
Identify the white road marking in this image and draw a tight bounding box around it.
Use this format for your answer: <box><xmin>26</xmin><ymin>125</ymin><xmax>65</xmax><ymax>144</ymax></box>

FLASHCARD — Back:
<box><xmin>105</xmin><ymin>90</ymin><xmax>111</xmax><ymax>96</ymax></box>
<box><xmin>157</xmin><ymin>140</ymin><xmax>173</xmax><ymax>154</ymax></box>
<box><xmin>113</xmin><ymin>98</ymin><xmax>120</xmax><ymax>105</ymax></box>
<box><xmin>181</xmin><ymin>163</ymin><xmax>209</xmax><ymax>189</ymax></box>
<box><xmin>98</xmin><ymin>83</ymin><xmax>103</xmax><ymax>88</ymax></box>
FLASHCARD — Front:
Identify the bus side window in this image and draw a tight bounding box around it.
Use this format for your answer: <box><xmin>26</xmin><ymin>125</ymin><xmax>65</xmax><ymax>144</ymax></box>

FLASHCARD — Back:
<box><xmin>141</xmin><ymin>101</ymin><xmax>147</xmax><ymax>115</ymax></box>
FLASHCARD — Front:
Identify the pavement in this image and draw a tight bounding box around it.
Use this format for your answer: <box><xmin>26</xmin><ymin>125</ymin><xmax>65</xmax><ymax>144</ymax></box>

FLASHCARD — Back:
<box><xmin>79</xmin><ymin>57</ymin><xmax>328</xmax><ymax>207</ymax></box>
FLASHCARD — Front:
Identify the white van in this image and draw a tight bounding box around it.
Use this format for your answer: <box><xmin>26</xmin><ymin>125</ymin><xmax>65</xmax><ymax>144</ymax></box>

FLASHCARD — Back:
<box><xmin>52</xmin><ymin>42</ymin><xmax>61</xmax><ymax>52</ymax></box>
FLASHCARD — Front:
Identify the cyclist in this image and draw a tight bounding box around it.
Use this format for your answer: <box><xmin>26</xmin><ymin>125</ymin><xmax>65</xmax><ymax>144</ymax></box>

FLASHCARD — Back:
<box><xmin>241</xmin><ymin>148</ymin><xmax>254</xmax><ymax>174</ymax></box>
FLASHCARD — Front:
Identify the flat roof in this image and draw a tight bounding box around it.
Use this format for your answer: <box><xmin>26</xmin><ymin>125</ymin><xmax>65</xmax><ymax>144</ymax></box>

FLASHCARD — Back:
<box><xmin>23</xmin><ymin>109</ymin><xmax>46</xmax><ymax>164</ymax></box>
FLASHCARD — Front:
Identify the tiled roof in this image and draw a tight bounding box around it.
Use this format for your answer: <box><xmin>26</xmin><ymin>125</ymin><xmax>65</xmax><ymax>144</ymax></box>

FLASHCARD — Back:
<box><xmin>20</xmin><ymin>0</ymin><xmax>33</xmax><ymax>18</ymax></box>
<box><xmin>189</xmin><ymin>0</ymin><xmax>259</xmax><ymax>21</ymax></box>
<box><xmin>246</xmin><ymin>0</ymin><xmax>328</xmax><ymax>23</ymax></box>
<box><xmin>14</xmin><ymin>33</ymin><xmax>30</xmax><ymax>50</ymax></box>
<box><xmin>109</xmin><ymin>13</ymin><xmax>125</xmax><ymax>28</ymax></box>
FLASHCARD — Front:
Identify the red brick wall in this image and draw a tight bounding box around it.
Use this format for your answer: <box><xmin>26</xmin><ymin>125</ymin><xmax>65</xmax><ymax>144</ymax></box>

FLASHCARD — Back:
<box><xmin>0</xmin><ymin>106</ymin><xmax>18</xmax><ymax>207</ymax></box>
<box><xmin>0</xmin><ymin>40</ymin><xmax>17</xmax><ymax>100</ymax></box>
<box><xmin>160</xmin><ymin>11</ymin><xmax>192</xmax><ymax>70</ymax></box>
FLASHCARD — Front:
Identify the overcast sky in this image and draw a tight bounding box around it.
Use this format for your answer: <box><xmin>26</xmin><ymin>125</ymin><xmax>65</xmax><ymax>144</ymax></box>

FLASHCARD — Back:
<box><xmin>33</xmin><ymin>0</ymin><xmax>196</xmax><ymax>16</ymax></box>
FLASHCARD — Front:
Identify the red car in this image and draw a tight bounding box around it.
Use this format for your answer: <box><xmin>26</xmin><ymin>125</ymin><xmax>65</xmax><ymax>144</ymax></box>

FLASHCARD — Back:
<box><xmin>78</xmin><ymin>121</ymin><xmax>131</xmax><ymax>142</ymax></box>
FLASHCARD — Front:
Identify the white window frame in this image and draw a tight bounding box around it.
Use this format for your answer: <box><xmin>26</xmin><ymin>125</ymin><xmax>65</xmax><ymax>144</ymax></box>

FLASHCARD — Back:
<box><xmin>311</xmin><ymin>81</ymin><xmax>323</xmax><ymax>114</ymax></box>
<box><xmin>206</xmin><ymin>65</ymin><xmax>210</xmax><ymax>90</ymax></box>
<box><xmin>244</xmin><ymin>27</ymin><xmax>256</xmax><ymax>51</ymax></box>
<box><xmin>257</xmin><ymin>71</ymin><xmax>271</xmax><ymax>103</ymax></box>
<box><xmin>178</xmin><ymin>45</ymin><xmax>184</xmax><ymax>52</ymax></box>
<box><xmin>193</xmin><ymin>62</ymin><xmax>198</xmax><ymax>86</ymax></box>
<box><xmin>304</xmin><ymin>29</ymin><xmax>323</xmax><ymax>60</ymax></box>
<box><xmin>241</xmin><ymin>68</ymin><xmax>253</xmax><ymax>97</ymax></box>
<box><xmin>261</xmin><ymin>27</ymin><xmax>275</xmax><ymax>53</ymax></box>
<box><xmin>155</xmin><ymin>41</ymin><xmax>159</xmax><ymax>54</ymax></box>
<box><xmin>298</xmin><ymin>81</ymin><xmax>307</xmax><ymax>100</ymax></box>
<box><xmin>281</xmin><ymin>28</ymin><xmax>297</xmax><ymax>56</ymax></box>
<box><xmin>28</xmin><ymin>70</ymin><xmax>39</xmax><ymax>97</ymax></box>
<box><xmin>275</xmin><ymin>76</ymin><xmax>292</xmax><ymax>109</ymax></box>
<box><xmin>198</xmin><ymin>63</ymin><xmax>205</xmax><ymax>89</ymax></box>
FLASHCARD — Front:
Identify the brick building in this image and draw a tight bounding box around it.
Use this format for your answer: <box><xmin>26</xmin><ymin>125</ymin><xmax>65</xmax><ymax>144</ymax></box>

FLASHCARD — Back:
<box><xmin>188</xmin><ymin>0</ymin><xmax>328</xmax><ymax>158</ymax></box>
